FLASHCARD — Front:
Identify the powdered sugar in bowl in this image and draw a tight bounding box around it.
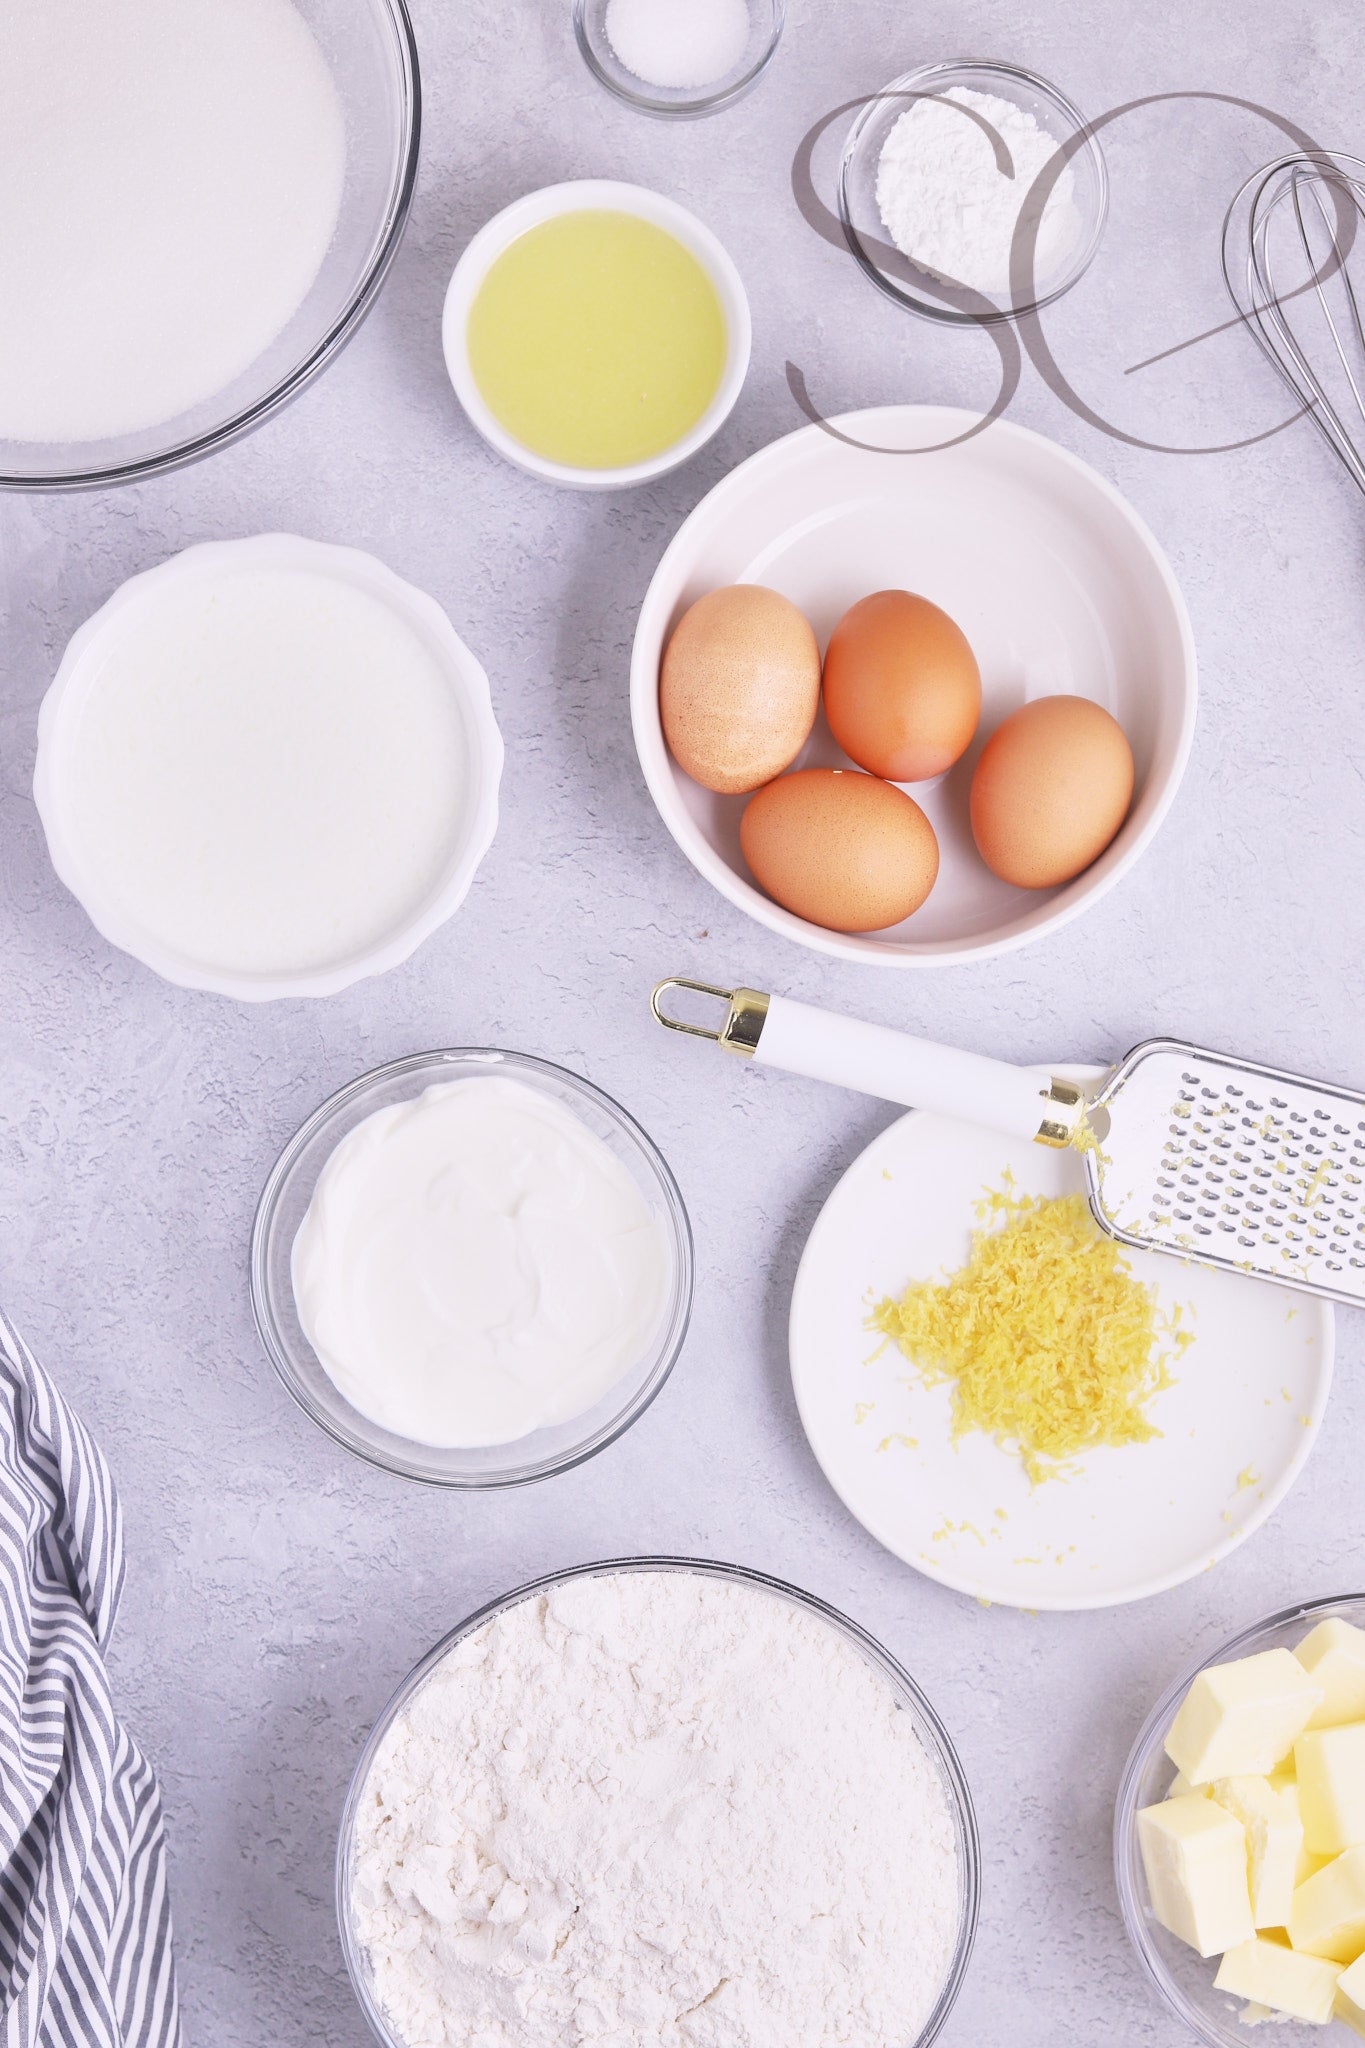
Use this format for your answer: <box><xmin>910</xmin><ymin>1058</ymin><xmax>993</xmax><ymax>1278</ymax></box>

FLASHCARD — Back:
<box><xmin>338</xmin><ymin>1558</ymin><xmax>980</xmax><ymax>2048</ymax></box>
<box><xmin>840</xmin><ymin>60</ymin><xmax>1108</xmax><ymax>323</ymax></box>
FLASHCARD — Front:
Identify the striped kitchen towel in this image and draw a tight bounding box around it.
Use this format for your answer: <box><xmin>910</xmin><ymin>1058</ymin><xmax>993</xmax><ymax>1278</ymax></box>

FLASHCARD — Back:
<box><xmin>0</xmin><ymin>1308</ymin><xmax>180</xmax><ymax>2048</ymax></box>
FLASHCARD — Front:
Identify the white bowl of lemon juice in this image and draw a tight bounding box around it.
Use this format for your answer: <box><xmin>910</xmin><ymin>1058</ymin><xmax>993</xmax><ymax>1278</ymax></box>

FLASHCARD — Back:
<box><xmin>442</xmin><ymin>180</ymin><xmax>750</xmax><ymax>489</ymax></box>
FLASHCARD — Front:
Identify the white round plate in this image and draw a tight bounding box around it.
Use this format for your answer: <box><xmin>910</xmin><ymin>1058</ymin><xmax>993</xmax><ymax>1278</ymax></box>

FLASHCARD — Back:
<box><xmin>789</xmin><ymin>1070</ymin><xmax>1334</xmax><ymax>1610</ymax></box>
<box><xmin>631</xmin><ymin>405</ymin><xmax>1197</xmax><ymax>966</ymax></box>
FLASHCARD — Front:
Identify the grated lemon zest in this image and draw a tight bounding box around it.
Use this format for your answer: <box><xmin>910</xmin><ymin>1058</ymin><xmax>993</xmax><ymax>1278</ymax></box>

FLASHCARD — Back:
<box><xmin>869</xmin><ymin>1184</ymin><xmax>1194</xmax><ymax>1487</ymax></box>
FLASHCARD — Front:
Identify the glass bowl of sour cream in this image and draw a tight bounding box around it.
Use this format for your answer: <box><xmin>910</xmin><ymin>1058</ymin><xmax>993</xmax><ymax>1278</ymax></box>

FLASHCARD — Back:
<box><xmin>250</xmin><ymin>1049</ymin><xmax>694</xmax><ymax>1487</ymax></box>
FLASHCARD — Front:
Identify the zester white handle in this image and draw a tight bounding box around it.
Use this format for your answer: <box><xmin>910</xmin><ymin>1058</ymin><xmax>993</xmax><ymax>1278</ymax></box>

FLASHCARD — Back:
<box><xmin>752</xmin><ymin>993</ymin><xmax>1070</xmax><ymax>1144</ymax></box>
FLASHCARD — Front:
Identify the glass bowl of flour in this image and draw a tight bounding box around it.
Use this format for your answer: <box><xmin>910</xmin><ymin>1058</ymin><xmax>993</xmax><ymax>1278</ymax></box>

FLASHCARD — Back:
<box><xmin>251</xmin><ymin>1050</ymin><xmax>694</xmax><ymax>1488</ymax></box>
<box><xmin>840</xmin><ymin>60</ymin><xmax>1108</xmax><ymax>323</ymax></box>
<box><xmin>338</xmin><ymin>1559</ymin><xmax>980</xmax><ymax>2048</ymax></box>
<box><xmin>0</xmin><ymin>0</ymin><xmax>419</xmax><ymax>489</ymax></box>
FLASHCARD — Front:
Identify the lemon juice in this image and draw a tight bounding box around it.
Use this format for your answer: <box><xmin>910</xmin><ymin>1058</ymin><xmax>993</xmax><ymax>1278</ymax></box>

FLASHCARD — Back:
<box><xmin>466</xmin><ymin>209</ymin><xmax>727</xmax><ymax>469</ymax></box>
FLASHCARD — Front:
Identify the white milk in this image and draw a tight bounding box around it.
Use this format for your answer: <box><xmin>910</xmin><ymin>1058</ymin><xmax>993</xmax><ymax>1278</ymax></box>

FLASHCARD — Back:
<box><xmin>65</xmin><ymin>565</ymin><xmax>469</xmax><ymax>979</ymax></box>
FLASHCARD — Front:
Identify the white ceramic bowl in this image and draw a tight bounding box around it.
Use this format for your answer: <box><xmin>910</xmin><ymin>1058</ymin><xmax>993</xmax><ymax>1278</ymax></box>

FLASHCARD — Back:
<box><xmin>631</xmin><ymin>404</ymin><xmax>1198</xmax><ymax>966</ymax></box>
<box><xmin>441</xmin><ymin>179</ymin><xmax>751</xmax><ymax>490</ymax></box>
<box><xmin>34</xmin><ymin>534</ymin><xmax>503</xmax><ymax>1001</ymax></box>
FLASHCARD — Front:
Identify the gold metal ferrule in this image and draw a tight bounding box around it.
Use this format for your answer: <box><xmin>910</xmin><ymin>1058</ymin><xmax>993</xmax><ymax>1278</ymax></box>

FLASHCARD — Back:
<box><xmin>650</xmin><ymin>979</ymin><xmax>770</xmax><ymax>1057</ymax></box>
<box><xmin>1036</xmin><ymin>1077</ymin><xmax>1086</xmax><ymax>1148</ymax></box>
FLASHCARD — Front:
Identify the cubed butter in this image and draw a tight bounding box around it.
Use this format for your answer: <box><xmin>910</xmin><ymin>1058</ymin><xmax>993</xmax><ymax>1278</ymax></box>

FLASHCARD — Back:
<box><xmin>1289</xmin><ymin>1846</ymin><xmax>1365</xmax><ymax>1963</ymax></box>
<box><xmin>1298</xmin><ymin>1621</ymin><xmax>1365</xmax><ymax>1730</ymax></box>
<box><xmin>1295</xmin><ymin>1725</ymin><xmax>1365</xmax><ymax>1856</ymax></box>
<box><xmin>1137</xmin><ymin>1796</ymin><xmax>1254</xmax><ymax>1957</ymax></box>
<box><xmin>1282</xmin><ymin>1785</ymin><xmax>1335</xmax><ymax>1887</ymax></box>
<box><xmin>1210</xmin><ymin>1775</ymin><xmax>1303</xmax><ymax>1928</ymax></box>
<box><xmin>1213</xmin><ymin>1937</ymin><xmax>1341</xmax><ymax>2023</ymax></box>
<box><xmin>1167</xmin><ymin>1769</ymin><xmax>1212</xmax><ymax>1801</ymax></box>
<box><xmin>1165</xmin><ymin>1650</ymin><xmax>1322</xmax><ymax>1784</ymax></box>
<box><xmin>1337</xmin><ymin>1952</ymin><xmax>1365</xmax><ymax>2038</ymax></box>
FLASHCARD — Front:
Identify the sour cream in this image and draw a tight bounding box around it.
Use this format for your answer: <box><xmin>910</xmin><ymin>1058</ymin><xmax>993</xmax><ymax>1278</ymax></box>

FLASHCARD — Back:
<box><xmin>291</xmin><ymin>1077</ymin><xmax>673</xmax><ymax>1447</ymax></box>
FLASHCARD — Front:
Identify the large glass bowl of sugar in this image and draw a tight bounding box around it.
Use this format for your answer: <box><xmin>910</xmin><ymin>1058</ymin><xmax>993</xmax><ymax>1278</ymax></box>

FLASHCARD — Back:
<box><xmin>0</xmin><ymin>0</ymin><xmax>419</xmax><ymax>491</ymax></box>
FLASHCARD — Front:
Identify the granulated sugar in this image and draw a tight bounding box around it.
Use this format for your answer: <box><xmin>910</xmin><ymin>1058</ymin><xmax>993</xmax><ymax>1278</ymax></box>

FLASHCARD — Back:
<box><xmin>0</xmin><ymin>0</ymin><xmax>345</xmax><ymax>443</ymax></box>
<box><xmin>604</xmin><ymin>0</ymin><xmax>750</xmax><ymax>91</ymax></box>
<box><xmin>876</xmin><ymin>85</ymin><xmax>1080</xmax><ymax>298</ymax></box>
<box><xmin>350</xmin><ymin>1570</ymin><xmax>961</xmax><ymax>2048</ymax></box>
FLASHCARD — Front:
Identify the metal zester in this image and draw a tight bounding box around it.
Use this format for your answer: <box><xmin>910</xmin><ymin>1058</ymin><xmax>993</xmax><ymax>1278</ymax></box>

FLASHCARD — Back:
<box><xmin>652</xmin><ymin>979</ymin><xmax>1365</xmax><ymax>1309</ymax></box>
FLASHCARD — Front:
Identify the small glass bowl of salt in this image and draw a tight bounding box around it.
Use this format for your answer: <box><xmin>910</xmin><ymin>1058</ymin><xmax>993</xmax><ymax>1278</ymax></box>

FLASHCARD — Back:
<box><xmin>840</xmin><ymin>59</ymin><xmax>1109</xmax><ymax>323</ymax></box>
<box><xmin>574</xmin><ymin>0</ymin><xmax>784</xmax><ymax>118</ymax></box>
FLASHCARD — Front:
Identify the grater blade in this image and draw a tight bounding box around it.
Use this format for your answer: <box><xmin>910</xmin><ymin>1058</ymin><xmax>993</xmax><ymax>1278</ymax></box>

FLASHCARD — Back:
<box><xmin>1085</xmin><ymin>1039</ymin><xmax>1365</xmax><ymax>1307</ymax></box>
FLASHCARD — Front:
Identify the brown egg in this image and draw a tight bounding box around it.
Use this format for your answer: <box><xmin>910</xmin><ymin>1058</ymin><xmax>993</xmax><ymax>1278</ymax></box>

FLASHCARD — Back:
<box><xmin>970</xmin><ymin>695</ymin><xmax>1135</xmax><ymax>889</ymax></box>
<box><xmin>740</xmin><ymin>768</ymin><xmax>939</xmax><ymax>932</ymax></box>
<box><xmin>822</xmin><ymin>590</ymin><xmax>981</xmax><ymax>782</ymax></box>
<box><xmin>660</xmin><ymin>585</ymin><xmax>821</xmax><ymax>796</ymax></box>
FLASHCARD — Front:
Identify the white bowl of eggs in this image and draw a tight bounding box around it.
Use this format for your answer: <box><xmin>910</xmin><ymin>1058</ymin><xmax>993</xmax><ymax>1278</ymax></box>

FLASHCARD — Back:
<box><xmin>631</xmin><ymin>405</ymin><xmax>1198</xmax><ymax>966</ymax></box>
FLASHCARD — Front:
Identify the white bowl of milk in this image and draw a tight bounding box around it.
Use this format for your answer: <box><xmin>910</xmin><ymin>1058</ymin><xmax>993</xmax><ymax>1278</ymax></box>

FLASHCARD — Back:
<box><xmin>34</xmin><ymin>534</ymin><xmax>503</xmax><ymax>1001</ymax></box>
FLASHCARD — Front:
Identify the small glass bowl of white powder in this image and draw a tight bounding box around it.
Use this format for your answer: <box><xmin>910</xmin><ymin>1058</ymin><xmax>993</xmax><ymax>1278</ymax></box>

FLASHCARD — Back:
<box><xmin>251</xmin><ymin>1050</ymin><xmax>693</xmax><ymax>1487</ymax></box>
<box><xmin>338</xmin><ymin>1559</ymin><xmax>980</xmax><ymax>2048</ymax></box>
<box><xmin>574</xmin><ymin>0</ymin><xmax>784</xmax><ymax>119</ymax></box>
<box><xmin>840</xmin><ymin>60</ymin><xmax>1108</xmax><ymax>322</ymax></box>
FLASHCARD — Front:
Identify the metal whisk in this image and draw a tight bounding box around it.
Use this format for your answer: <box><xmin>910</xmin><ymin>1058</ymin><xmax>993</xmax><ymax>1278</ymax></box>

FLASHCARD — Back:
<box><xmin>1223</xmin><ymin>150</ymin><xmax>1365</xmax><ymax>493</ymax></box>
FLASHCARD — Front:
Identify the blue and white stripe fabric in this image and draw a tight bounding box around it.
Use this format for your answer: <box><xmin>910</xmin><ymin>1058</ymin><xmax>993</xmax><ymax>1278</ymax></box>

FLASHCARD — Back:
<box><xmin>0</xmin><ymin>1309</ymin><xmax>180</xmax><ymax>2048</ymax></box>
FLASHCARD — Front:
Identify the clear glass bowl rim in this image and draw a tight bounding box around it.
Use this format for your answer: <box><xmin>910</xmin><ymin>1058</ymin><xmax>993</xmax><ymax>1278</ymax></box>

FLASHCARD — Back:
<box><xmin>838</xmin><ymin>56</ymin><xmax>1110</xmax><ymax>325</ymax></box>
<box><xmin>1113</xmin><ymin>1590</ymin><xmax>1365</xmax><ymax>2044</ymax></box>
<box><xmin>572</xmin><ymin>0</ymin><xmax>786</xmax><ymax>118</ymax></box>
<box><xmin>249</xmin><ymin>1048</ymin><xmax>694</xmax><ymax>1490</ymax></box>
<box><xmin>336</xmin><ymin>1554</ymin><xmax>982</xmax><ymax>2048</ymax></box>
<box><xmin>1</xmin><ymin>0</ymin><xmax>421</xmax><ymax>492</ymax></box>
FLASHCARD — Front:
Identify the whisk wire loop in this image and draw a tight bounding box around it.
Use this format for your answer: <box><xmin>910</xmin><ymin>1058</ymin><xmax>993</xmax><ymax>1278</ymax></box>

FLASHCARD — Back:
<box><xmin>1225</xmin><ymin>151</ymin><xmax>1365</xmax><ymax>495</ymax></box>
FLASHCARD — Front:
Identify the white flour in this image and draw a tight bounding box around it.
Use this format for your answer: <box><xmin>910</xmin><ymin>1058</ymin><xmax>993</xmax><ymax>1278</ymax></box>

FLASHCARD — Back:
<box><xmin>0</xmin><ymin>0</ymin><xmax>345</xmax><ymax>443</ymax></box>
<box><xmin>351</xmin><ymin>1570</ymin><xmax>960</xmax><ymax>2048</ymax></box>
<box><xmin>876</xmin><ymin>85</ymin><xmax>1080</xmax><ymax>298</ymax></box>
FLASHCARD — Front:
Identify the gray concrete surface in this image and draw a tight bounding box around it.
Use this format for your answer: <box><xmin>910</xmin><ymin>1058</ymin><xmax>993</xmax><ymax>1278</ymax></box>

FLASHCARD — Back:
<box><xmin>2</xmin><ymin>1</ymin><xmax>1364</xmax><ymax>2040</ymax></box>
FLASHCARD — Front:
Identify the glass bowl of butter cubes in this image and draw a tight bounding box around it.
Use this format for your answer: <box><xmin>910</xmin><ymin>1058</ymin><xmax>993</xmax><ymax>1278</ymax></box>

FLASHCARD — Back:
<box><xmin>1116</xmin><ymin>1597</ymin><xmax>1365</xmax><ymax>2043</ymax></box>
